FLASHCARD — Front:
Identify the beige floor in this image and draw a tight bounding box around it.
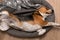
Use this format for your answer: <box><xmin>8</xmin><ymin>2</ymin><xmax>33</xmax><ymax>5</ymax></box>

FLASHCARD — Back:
<box><xmin>0</xmin><ymin>0</ymin><xmax>60</xmax><ymax>40</ymax></box>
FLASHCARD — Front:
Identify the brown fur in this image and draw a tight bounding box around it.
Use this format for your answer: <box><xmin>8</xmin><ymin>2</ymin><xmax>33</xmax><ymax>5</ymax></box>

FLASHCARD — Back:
<box><xmin>33</xmin><ymin>14</ymin><xmax>48</xmax><ymax>26</ymax></box>
<box><xmin>9</xmin><ymin>14</ymin><xmax>22</xmax><ymax>26</ymax></box>
<box><xmin>4</xmin><ymin>6</ymin><xmax>51</xmax><ymax>28</ymax></box>
<box><xmin>25</xmin><ymin>6</ymin><xmax>50</xmax><ymax>27</ymax></box>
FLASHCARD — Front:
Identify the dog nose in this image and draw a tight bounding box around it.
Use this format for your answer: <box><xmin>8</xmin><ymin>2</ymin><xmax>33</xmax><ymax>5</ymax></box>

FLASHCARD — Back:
<box><xmin>51</xmin><ymin>9</ymin><xmax>54</xmax><ymax>13</ymax></box>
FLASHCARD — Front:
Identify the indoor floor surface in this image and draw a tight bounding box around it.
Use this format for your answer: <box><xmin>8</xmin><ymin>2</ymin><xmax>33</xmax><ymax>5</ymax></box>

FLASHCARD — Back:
<box><xmin>0</xmin><ymin>0</ymin><xmax>60</xmax><ymax>40</ymax></box>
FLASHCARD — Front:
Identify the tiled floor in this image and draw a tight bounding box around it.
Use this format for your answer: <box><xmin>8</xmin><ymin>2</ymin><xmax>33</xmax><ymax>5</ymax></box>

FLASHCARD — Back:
<box><xmin>0</xmin><ymin>0</ymin><xmax>60</xmax><ymax>40</ymax></box>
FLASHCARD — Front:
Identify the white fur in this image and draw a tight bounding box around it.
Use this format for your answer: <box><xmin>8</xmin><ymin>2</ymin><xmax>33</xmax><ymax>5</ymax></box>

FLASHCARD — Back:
<box><xmin>21</xmin><ymin>22</ymin><xmax>41</xmax><ymax>31</ymax></box>
<box><xmin>1</xmin><ymin>10</ymin><xmax>60</xmax><ymax>35</ymax></box>
<box><xmin>0</xmin><ymin>11</ymin><xmax>10</xmax><ymax>31</ymax></box>
<box><xmin>39</xmin><ymin>11</ymin><xmax>50</xmax><ymax>20</ymax></box>
<box><xmin>39</xmin><ymin>10</ymin><xmax>60</xmax><ymax>29</ymax></box>
<box><xmin>9</xmin><ymin>22</ymin><xmax>46</xmax><ymax>35</ymax></box>
<box><xmin>10</xmin><ymin>22</ymin><xmax>42</xmax><ymax>31</ymax></box>
<box><xmin>37</xmin><ymin>29</ymin><xmax>46</xmax><ymax>35</ymax></box>
<box><xmin>1</xmin><ymin>11</ymin><xmax>9</xmax><ymax>15</ymax></box>
<box><xmin>39</xmin><ymin>9</ymin><xmax>52</xmax><ymax>20</ymax></box>
<box><xmin>0</xmin><ymin>10</ymin><xmax>47</xmax><ymax>35</ymax></box>
<box><xmin>0</xmin><ymin>21</ymin><xmax>10</xmax><ymax>31</ymax></box>
<box><xmin>47</xmin><ymin>9</ymin><xmax>52</xmax><ymax>13</ymax></box>
<box><xmin>45</xmin><ymin>22</ymin><xmax>60</xmax><ymax>26</ymax></box>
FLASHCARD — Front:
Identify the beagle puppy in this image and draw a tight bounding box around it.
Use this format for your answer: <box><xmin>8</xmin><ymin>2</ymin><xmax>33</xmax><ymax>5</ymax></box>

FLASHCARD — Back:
<box><xmin>0</xmin><ymin>6</ymin><xmax>60</xmax><ymax>35</ymax></box>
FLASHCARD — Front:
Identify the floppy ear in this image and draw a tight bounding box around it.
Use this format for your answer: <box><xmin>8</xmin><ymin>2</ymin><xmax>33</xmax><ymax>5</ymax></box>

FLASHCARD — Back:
<box><xmin>39</xmin><ymin>7</ymin><xmax>47</xmax><ymax>12</ymax></box>
<box><xmin>34</xmin><ymin>6</ymin><xmax>46</xmax><ymax>15</ymax></box>
<box><xmin>34</xmin><ymin>6</ymin><xmax>43</xmax><ymax>15</ymax></box>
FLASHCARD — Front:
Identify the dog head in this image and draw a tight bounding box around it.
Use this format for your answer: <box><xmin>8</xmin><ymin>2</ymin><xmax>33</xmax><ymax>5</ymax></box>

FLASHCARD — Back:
<box><xmin>34</xmin><ymin>6</ymin><xmax>53</xmax><ymax>18</ymax></box>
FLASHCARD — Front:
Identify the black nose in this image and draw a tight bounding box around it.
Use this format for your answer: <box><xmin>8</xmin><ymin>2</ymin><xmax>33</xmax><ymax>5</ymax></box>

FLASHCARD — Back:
<box><xmin>51</xmin><ymin>9</ymin><xmax>54</xmax><ymax>13</ymax></box>
<box><xmin>46</xmin><ymin>12</ymin><xmax>49</xmax><ymax>14</ymax></box>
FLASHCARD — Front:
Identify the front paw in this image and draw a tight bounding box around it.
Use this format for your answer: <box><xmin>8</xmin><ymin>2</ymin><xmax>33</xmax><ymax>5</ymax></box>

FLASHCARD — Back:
<box><xmin>55</xmin><ymin>23</ymin><xmax>60</xmax><ymax>26</ymax></box>
<box><xmin>37</xmin><ymin>29</ymin><xmax>46</xmax><ymax>35</ymax></box>
<box><xmin>54</xmin><ymin>25</ymin><xmax>60</xmax><ymax>29</ymax></box>
<box><xmin>0</xmin><ymin>26</ymin><xmax>9</xmax><ymax>31</ymax></box>
<box><xmin>53</xmin><ymin>23</ymin><xmax>60</xmax><ymax>27</ymax></box>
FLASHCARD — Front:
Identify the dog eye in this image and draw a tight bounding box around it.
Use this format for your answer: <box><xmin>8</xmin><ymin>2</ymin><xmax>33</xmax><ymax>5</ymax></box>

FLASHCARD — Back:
<box><xmin>46</xmin><ymin>12</ymin><xmax>49</xmax><ymax>14</ymax></box>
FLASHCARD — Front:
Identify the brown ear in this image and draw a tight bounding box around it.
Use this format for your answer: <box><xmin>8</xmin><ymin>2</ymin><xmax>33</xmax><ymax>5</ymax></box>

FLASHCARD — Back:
<box><xmin>34</xmin><ymin>6</ymin><xmax>45</xmax><ymax>15</ymax></box>
<box><xmin>34</xmin><ymin>6</ymin><xmax>48</xmax><ymax>15</ymax></box>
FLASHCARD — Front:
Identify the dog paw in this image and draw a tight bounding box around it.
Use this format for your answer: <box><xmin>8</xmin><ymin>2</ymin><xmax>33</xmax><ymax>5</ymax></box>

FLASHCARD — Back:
<box><xmin>0</xmin><ymin>26</ymin><xmax>9</xmax><ymax>31</ymax></box>
<box><xmin>54</xmin><ymin>25</ymin><xmax>60</xmax><ymax>29</ymax></box>
<box><xmin>55</xmin><ymin>23</ymin><xmax>60</xmax><ymax>26</ymax></box>
<box><xmin>37</xmin><ymin>29</ymin><xmax>46</xmax><ymax>35</ymax></box>
<box><xmin>53</xmin><ymin>23</ymin><xmax>60</xmax><ymax>27</ymax></box>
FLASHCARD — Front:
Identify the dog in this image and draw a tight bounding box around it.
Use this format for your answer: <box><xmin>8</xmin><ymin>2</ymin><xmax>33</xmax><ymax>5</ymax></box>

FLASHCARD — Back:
<box><xmin>0</xmin><ymin>6</ymin><xmax>60</xmax><ymax>35</ymax></box>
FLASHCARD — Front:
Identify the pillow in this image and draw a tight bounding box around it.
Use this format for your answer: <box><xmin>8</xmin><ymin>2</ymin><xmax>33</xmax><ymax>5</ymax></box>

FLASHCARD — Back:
<box><xmin>0</xmin><ymin>0</ymin><xmax>55</xmax><ymax>38</ymax></box>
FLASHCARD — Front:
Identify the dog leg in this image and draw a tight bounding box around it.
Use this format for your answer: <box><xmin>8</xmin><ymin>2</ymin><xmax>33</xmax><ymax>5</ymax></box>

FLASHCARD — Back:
<box><xmin>46</xmin><ymin>22</ymin><xmax>60</xmax><ymax>26</ymax></box>
<box><xmin>45</xmin><ymin>22</ymin><xmax>60</xmax><ymax>28</ymax></box>
<box><xmin>37</xmin><ymin>29</ymin><xmax>46</xmax><ymax>35</ymax></box>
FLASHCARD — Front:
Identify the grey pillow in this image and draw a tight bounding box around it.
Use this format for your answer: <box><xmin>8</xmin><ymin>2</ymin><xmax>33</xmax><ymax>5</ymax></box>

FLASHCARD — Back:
<box><xmin>0</xmin><ymin>0</ymin><xmax>55</xmax><ymax>38</ymax></box>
